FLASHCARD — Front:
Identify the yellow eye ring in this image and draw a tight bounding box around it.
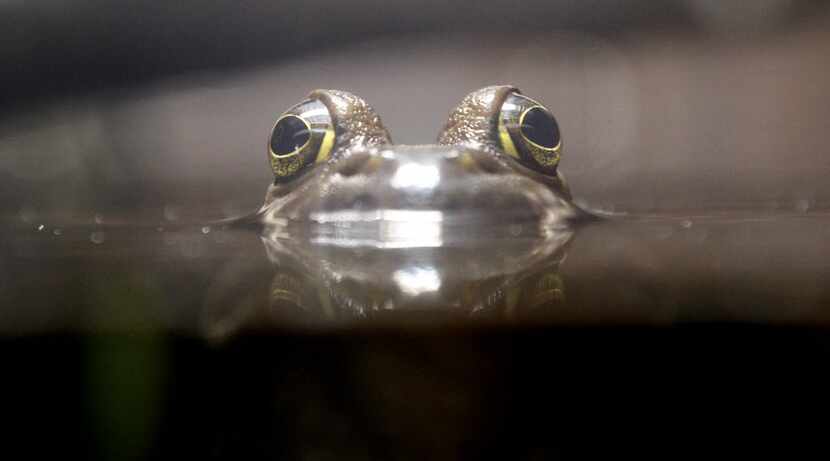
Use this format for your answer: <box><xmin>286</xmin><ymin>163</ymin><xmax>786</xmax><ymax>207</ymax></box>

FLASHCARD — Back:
<box><xmin>317</xmin><ymin>127</ymin><xmax>335</xmax><ymax>163</ymax></box>
<box><xmin>269</xmin><ymin>114</ymin><xmax>312</xmax><ymax>159</ymax></box>
<box><xmin>519</xmin><ymin>106</ymin><xmax>562</xmax><ymax>154</ymax></box>
<box><xmin>498</xmin><ymin>116</ymin><xmax>520</xmax><ymax>159</ymax></box>
<box><xmin>498</xmin><ymin>93</ymin><xmax>562</xmax><ymax>174</ymax></box>
<box><xmin>268</xmin><ymin>99</ymin><xmax>336</xmax><ymax>181</ymax></box>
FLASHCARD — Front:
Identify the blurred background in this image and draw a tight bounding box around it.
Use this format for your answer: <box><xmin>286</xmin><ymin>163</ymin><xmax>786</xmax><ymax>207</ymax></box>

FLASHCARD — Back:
<box><xmin>2</xmin><ymin>0</ymin><xmax>829</xmax><ymax>223</ymax></box>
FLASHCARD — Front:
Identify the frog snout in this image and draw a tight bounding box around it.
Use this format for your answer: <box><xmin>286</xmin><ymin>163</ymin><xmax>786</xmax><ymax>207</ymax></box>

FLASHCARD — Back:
<box><xmin>267</xmin><ymin>145</ymin><xmax>573</xmax><ymax>226</ymax></box>
<box><xmin>329</xmin><ymin>145</ymin><xmax>511</xmax><ymax>181</ymax></box>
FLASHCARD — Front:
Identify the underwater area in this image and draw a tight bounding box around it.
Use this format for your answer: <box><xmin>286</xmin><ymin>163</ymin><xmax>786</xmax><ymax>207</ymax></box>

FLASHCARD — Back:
<box><xmin>3</xmin><ymin>1</ymin><xmax>830</xmax><ymax>458</ymax></box>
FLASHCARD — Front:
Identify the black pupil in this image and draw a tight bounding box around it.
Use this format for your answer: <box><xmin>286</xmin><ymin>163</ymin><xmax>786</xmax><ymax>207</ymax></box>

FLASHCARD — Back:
<box><xmin>271</xmin><ymin>116</ymin><xmax>311</xmax><ymax>155</ymax></box>
<box><xmin>520</xmin><ymin>107</ymin><xmax>560</xmax><ymax>148</ymax></box>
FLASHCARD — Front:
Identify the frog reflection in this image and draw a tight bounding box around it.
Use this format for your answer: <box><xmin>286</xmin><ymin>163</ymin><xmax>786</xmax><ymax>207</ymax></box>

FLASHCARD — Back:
<box><xmin>202</xmin><ymin>227</ymin><xmax>574</xmax><ymax>339</ymax></box>
<box><xmin>260</xmin><ymin>227</ymin><xmax>573</xmax><ymax>325</ymax></box>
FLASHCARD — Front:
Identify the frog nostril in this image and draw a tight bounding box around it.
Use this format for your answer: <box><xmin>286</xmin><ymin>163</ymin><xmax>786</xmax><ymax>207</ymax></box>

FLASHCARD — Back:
<box><xmin>336</xmin><ymin>152</ymin><xmax>371</xmax><ymax>177</ymax></box>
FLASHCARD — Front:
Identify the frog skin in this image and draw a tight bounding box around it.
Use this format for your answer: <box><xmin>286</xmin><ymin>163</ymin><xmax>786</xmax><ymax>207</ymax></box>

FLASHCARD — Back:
<box><xmin>258</xmin><ymin>85</ymin><xmax>592</xmax><ymax>239</ymax></box>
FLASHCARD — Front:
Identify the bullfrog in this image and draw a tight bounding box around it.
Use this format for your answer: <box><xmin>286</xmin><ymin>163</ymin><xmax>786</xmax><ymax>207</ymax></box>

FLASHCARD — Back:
<box><xmin>202</xmin><ymin>86</ymin><xmax>589</xmax><ymax>335</ymax></box>
<box><xmin>258</xmin><ymin>85</ymin><xmax>590</xmax><ymax>240</ymax></box>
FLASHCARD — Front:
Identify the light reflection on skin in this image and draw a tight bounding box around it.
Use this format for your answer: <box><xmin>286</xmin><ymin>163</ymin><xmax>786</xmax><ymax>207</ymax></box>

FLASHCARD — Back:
<box><xmin>390</xmin><ymin>163</ymin><xmax>441</xmax><ymax>190</ymax></box>
<box><xmin>310</xmin><ymin>209</ymin><xmax>443</xmax><ymax>248</ymax></box>
<box><xmin>393</xmin><ymin>266</ymin><xmax>442</xmax><ymax>296</ymax></box>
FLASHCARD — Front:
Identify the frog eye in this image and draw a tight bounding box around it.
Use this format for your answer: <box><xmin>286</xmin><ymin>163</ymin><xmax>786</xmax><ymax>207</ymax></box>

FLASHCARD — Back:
<box><xmin>269</xmin><ymin>99</ymin><xmax>335</xmax><ymax>182</ymax></box>
<box><xmin>498</xmin><ymin>92</ymin><xmax>562</xmax><ymax>175</ymax></box>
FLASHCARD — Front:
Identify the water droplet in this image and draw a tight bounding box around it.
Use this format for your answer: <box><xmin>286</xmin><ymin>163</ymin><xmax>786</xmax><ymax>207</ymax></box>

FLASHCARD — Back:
<box><xmin>52</xmin><ymin>228</ymin><xmax>63</xmax><ymax>236</ymax></box>
<box><xmin>90</xmin><ymin>231</ymin><xmax>105</xmax><ymax>244</ymax></box>
<box><xmin>201</xmin><ymin>226</ymin><xmax>211</xmax><ymax>234</ymax></box>
<box><xmin>163</xmin><ymin>205</ymin><xmax>179</xmax><ymax>222</ymax></box>
<box><xmin>795</xmin><ymin>199</ymin><xmax>811</xmax><ymax>213</ymax></box>
<box><xmin>681</xmin><ymin>220</ymin><xmax>693</xmax><ymax>229</ymax></box>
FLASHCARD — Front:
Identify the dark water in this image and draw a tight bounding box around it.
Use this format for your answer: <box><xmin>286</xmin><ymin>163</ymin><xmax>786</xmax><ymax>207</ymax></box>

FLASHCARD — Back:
<box><xmin>4</xmin><ymin>213</ymin><xmax>830</xmax><ymax>458</ymax></box>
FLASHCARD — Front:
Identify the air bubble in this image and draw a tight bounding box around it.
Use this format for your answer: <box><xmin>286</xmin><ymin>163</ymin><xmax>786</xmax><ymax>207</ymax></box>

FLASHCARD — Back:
<box><xmin>201</xmin><ymin>226</ymin><xmax>211</xmax><ymax>234</ymax></box>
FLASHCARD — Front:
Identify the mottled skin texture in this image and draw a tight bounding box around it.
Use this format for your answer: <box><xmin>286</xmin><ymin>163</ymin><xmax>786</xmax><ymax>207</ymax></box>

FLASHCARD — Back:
<box><xmin>438</xmin><ymin>86</ymin><xmax>508</xmax><ymax>151</ymax></box>
<box><xmin>260</xmin><ymin>86</ymin><xmax>585</xmax><ymax>230</ymax></box>
<box><xmin>311</xmin><ymin>89</ymin><xmax>392</xmax><ymax>148</ymax></box>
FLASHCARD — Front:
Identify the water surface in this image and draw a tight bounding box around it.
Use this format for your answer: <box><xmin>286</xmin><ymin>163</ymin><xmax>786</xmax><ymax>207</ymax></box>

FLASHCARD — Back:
<box><xmin>4</xmin><ymin>212</ymin><xmax>830</xmax><ymax>334</ymax></box>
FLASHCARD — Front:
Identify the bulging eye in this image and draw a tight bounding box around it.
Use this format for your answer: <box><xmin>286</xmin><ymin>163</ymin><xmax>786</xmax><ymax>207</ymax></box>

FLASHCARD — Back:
<box><xmin>498</xmin><ymin>92</ymin><xmax>562</xmax><ymax>174</ymax></box>
<box><xmin>269</xmin><ymin>99</ymin><xmax>335</xmax><ymax>182</ymax></box>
